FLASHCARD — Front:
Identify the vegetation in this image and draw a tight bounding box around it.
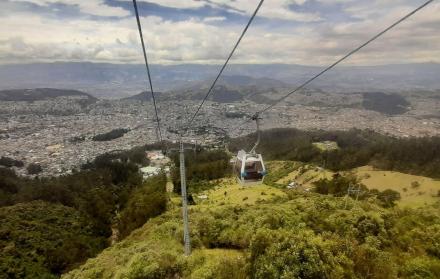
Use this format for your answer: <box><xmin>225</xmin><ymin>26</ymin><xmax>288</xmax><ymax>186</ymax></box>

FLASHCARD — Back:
<box><xmin>191</xmin><ymin>178</ymin><xmax>286</xmax><ymax>206</ymax></box>
<box><xmin>362</xmin><ymin>92</ymin><xmax>409</xmax><ymax>115</ymax></box>
<box><xmin>3</xmin><ymin>130</ymin><xmax>440</xmax><ymax>278</ymax></box>
<box><xmin>92</xmin><ymin>128</ymin><xmax>130</xmax><ymax>142</ymax></box>
<box><xmin>26</xmin><ymin>163</ymin><xmax>42</xmax><ymax>174</ymax></box>
<box><xmin>170</xmin><ymin>149</ymin><xmax>230</xmax><ymax>194</ymax></box>
<box><xmin>377</xmin><ymin>189</ymin><xmax>401</xmax><ymax>208</ymax></box>
<box><xmin>225</xmin><ymin>111</ymin><xmax>246</xmax><ymax>119</ymax></box>
<box><xmin>0</xmin><ymin>201</ymin><xmax>106</xmax><ymax>278</ymax></box>
<box><xmin>354</xmin><ymin>166</ymin><xmax>440</xmax><ymax>207</ymax></box>
<box><xmin>63</xmin><ymin>192</ymin><xmax>440</xmax><ymax>279</ymax></box>
<box><xmin>230</xmin><ymin>128</ymin><xmax>440</xmax><ymax>178</ymax></box>
<box><xmin>263</xmin><ymin>161</ymin><xmax>300</xmax><ymax>187</ymax></box>
<box><xmin>314</xmin><ymin>173</ymin><xmax>402</xmax><ymax>208</ymax></box>
<box><xmin>0</xmin><ymin>145</ymin><xmax>167</xmax><ymax>278</ymax></box>
<box><xmin>0</xmin><ymin>156</ymin><xmax>24</xmax><ymax>168</ymax></box>
<box><xmin>118</xmin><ymin>174</ymin><xmax>168</xmax><ymax>238</ymax></box>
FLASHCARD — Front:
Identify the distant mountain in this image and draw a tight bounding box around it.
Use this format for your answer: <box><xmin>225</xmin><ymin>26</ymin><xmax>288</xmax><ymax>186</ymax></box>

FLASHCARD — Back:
<box><xmin>0</xmin><ymin>62</ymin><xmax>439</xmax><ymax>98</ymax></box>
<box><xmin>121</xmin><ymin>91</ymin><xmax>163</xmax><ymax>102</ymax></box>
<box><xmin>362</xmin><ymin>92</ymin><xmax>410</xmax><ymax>115</ymax></box>
<box><xmin>123</xmin><ymin>86</ymin><xmax>245</xmax><ymax>103</ymax></box>
<box><xmin>0</xmin><ymin>88</ymin><xmax>97</xmax><ymax>102</ymax></box>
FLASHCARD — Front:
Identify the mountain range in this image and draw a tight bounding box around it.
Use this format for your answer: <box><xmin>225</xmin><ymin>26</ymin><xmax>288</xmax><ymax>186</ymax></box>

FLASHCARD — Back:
<box><xmin>0</xmin><ymin>88</ymin><xmax>96</xmax><ymax>102</ymax></box>
<box><xmin>0</xmin><ymin>62</ymin><xmax>439</xmax><ymax>98</ymax></box>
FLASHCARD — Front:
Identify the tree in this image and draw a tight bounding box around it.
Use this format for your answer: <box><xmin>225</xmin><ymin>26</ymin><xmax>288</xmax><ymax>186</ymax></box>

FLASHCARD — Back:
<box><xmin>377</xmin><ymin>189</ymin><xmax>401</xmax><ymax>208</ymax></box>
<box><xmin>27</xmin><ymin>163</ymin><xmax>42</xmax><ymax>175</ymax></box>
<box><xmin>118</xmin><ymin>174</ymin><xmax>167</xmax><ymax>238</ymax></box>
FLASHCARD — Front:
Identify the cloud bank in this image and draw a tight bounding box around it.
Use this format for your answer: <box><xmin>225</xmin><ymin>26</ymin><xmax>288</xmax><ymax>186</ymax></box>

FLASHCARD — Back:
<box><xmin>0</xmin><ymin>0</ymin><xmax>439</xmax><ymax>65</ymax></box>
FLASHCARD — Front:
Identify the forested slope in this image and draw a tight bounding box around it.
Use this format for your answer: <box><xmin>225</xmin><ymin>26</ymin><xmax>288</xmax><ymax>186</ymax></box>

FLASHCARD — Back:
<box><xmin>0</xmin><ymin>146</ymin><xmax>167</xmax><ymax>278</ymax></box>
<box><xmin>0</xmin><ymin>201</ymin><xmax>106</xmax><ymax>278</ymax></box>
<box><xmin>63</xmin><ymin>192</ymin><xmax>440</xmax><ymax>279</ymax></box>
<box><xmin>230</xmin><ymin>128</ymin><xmax>440</xmax><ymax>178</ymax></box>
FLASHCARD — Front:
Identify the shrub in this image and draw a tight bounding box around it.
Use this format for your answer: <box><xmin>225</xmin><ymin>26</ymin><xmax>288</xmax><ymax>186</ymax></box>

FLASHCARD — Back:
<box><xmin>118</xmin><ymin>174</ymin><xmax>167</xmax><ymax>238</ymax></box>
<box><xmin>377</xmin><ymin>189</ymin><xmax>401</xmax><ymax>208</ymax></box>
<box><xmin>26</xmin><ymin>163</ymin><xmax>42</xmax><ymax>175</ymax></box>
<box><xmin>411</xmin><ymin>181</ymin><xmax>421</xmax><ymax>189</ymax></box>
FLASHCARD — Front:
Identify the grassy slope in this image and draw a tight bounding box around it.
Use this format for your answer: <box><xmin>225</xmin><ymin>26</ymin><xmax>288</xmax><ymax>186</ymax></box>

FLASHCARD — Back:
<box><xmin>354</xmin><ymin>166</ymin><xmax>440</xmax><ymax>207</ymax></box>
<box><xmin>194</xmin><ymin>178</ymin><xmax>286</xmax><ymax>206</ymax></box>
<box><xmin>269</xmin><ymin>161</ymin><xmax>440</xmax><ymax>207</ymax></box>
<box><xmin>265</xmin><ymin>161</ymin><xmax>334</xmax><ymax>188</ymax></box>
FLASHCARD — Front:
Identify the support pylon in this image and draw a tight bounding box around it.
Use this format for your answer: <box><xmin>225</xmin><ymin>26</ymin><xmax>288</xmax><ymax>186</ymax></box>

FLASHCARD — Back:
<box><xmin>179</xmin><ymin>140</ymin><xmax>191</xmax><ymax>256</ymax></box>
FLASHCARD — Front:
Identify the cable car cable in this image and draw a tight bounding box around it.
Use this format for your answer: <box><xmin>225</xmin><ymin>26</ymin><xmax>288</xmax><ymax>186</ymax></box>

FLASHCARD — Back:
<box><xmin>183</xmin><ymin>0</ymin><xmax>265</xmax><ymax>133</ymax></box>
<box><xmin>132</xmin><ymin>0</ymin><xmax>165</xmax><ymax>147</ymax></box>
<box><xmin>228</xmin><ymin>0</ymin><xmax>435</xmax><ymax>135</ymax></box>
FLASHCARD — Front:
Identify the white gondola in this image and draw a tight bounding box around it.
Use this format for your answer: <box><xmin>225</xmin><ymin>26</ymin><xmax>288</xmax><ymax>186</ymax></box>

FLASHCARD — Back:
<box><xmin>235</xmin><ymin>150</ymin><xmax>266</xmax><ymax>184</ymax></box>
<box><xmin>234</xmin><ymin>114</ymin><xmax>267</xmax><ymax>184</ymax></box>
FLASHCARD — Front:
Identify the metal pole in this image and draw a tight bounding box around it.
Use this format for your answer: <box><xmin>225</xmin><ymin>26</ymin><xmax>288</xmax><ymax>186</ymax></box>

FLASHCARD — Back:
<box><xmin>344</xmin><ymin>184</ymin><xmax>351</xmax><ymax>209</ymax></box>
<box><xmin>179</xmin><ymin>140</ymin><xmax>191</xmax><ymax>256</ymax></box>
<box><xmin>355</xmin><ymin>184</ymin><xmax>361</xmax><ymax>201</ymax></box>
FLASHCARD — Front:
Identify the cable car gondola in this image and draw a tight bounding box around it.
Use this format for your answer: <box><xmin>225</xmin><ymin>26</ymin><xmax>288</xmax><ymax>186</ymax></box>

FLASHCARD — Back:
<box><xmin>234</xmin><ymin>114</ymin><xmax>267</xmax><ymax>184</ymax></box>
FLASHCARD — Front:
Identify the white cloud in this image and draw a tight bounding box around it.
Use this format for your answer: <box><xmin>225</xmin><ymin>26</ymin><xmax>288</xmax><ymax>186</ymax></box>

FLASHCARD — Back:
<box><xmin>10</xmin><ymin>0</ymin><xmax>130</xmax><ymax>17</ymax></box>
<box><xmin>203</xmin><ymin>16</ymin><xmax>226</xmax><ymax>22</ymax></box>
<box><xmin>0</xmin><ymin>0</ymin><xmax>439</xmax><ymax>65</ymax></box>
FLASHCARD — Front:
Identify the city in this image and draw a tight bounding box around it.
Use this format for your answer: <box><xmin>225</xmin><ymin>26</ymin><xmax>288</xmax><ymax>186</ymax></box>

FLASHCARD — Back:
<box><xmin>1</xmin><ymin>89</ymin><xmax>439</xmax><ymax>177</ymax></box>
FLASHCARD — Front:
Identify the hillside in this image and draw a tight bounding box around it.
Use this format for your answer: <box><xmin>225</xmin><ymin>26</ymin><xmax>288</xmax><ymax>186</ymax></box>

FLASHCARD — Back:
<box><xmin>362</xmin><ymin>92</ymin><xmax>410</xmax><ymax>115</ymax></box>
<box><xmin>121</xmin><ymin>91</ymin><xmax>163</xmax><ymax>102</ymax></box>
<box><xmin>0</xmin><ymin>88</ymin><xmax>97</xmax><ymax>102</ymax></box>
<box><xmin>63</xmin><ymin>187</ymin><xmax>440</xmax><ymax>279</ymax></box>
<box><xmin>0</xmin><ymin>201</ymin><xmax>106</xmax><ymax>278</ymax></box>
<box><xmin>262</xmin><ymin>161</ymin><xmax>440</xmax><ymax>208</ymax></box>
<box><xmin>230</xmin><ymin>128</ymin><xmax>440</xmax><ymax>179</ymax></box>
<box><xmin>2</xmin><ymin>136</ymin><xmax>440</xmax><ymax>278</ymax></box>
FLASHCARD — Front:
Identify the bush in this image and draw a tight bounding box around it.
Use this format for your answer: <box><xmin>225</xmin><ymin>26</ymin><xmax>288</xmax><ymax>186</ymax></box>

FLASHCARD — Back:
<box><xmin>171</xmin><ymin>149</ymin><xmax>230</xmax><ymax>194</ymax></box>
<box><xmin>26</xmin><ymin>163</ymin><xmax>42</xmax><ymax>175</ymax></box>
<box><xmin>0</xmin><ymin>201</ymin><xmax>106</xmax><ymax>277</ymax></box>
<box><xmin>377</xmin><ymin>189</ymin><xmax>401</xmax><ymax>208</ymax></box>
<box><xmin>64</xmin><ymin>192</ymin><xmax>440</xmax><ymax>279</ymax></box>
<box><xmin>92</xmin><ymin>128</ymin><xmax>130</xmax><ymax>141</ymax></box>
<box><xmin>411</xmin><ymin>181</ymin><xmax>421</xmax><ymax>189</ymax></box>
<box><xmin>403</xmin><ymin>257</ymin><xmax>440</xmax><ymax>279</ymax></box>
<box><xmin>118</xmin><ymin>174</ymin><xmax>168</xmax><ymax>238</ymax></box>
<box><xmin>0</xmin><ymin>156</ymin><xmax>24</xmax><ymax>168</ymax></box>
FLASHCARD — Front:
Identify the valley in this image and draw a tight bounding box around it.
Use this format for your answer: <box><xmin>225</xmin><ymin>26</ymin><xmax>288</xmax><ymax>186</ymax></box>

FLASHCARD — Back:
<box><xmin>0</xmin><ymin>85</ymin><xmax>439</xmax><ymax>177</ymax></box>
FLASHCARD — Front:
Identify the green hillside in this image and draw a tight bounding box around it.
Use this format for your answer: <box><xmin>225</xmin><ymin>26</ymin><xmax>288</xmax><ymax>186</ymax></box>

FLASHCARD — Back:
<box><xmin>263</xmin><ymin>161</ymin><xmax>440</xmax><ymax>208</ymax></box>
<box><xmin>355</xmin><ymin>166</ymin><xmax>440</xmax><ymax>207</ymax></box>
<box><xmin>2</xmin><ymin>129</ymin><xmax>440</xmax><ymax>278</ymax></box>
<box><xmin>63</xmin><ymin>189</ymin><xmax>440</xmax><ymax>279</ymax></box>
<box><xmin>0</xmin><ymin>201</ymin><xmax>106</xmax><ymax>278</ymax></box>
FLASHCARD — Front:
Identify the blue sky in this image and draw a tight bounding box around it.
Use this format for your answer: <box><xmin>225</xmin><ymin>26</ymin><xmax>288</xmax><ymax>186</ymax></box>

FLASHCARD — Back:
<box><xmin>0</xmin><ymin>0</ymin><xmax>439</xmax><ymax>65</ymax></box>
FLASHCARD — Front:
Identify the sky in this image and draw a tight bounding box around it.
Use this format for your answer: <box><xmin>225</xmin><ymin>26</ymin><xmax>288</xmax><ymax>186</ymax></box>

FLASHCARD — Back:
<box><xmin>0</xmin><ymin>0</ymin><xmax>439</xmax><ymax>65</ymax></box>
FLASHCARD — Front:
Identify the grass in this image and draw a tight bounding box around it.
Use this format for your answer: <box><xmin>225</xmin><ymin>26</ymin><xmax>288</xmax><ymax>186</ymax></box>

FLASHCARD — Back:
<box><xmin>354</xmin><ymin>166</ymin><xmax>440</xmax><ymax>207</ymax></box>
<box><xmin>263</xmin><ymin>161</ymin><xmax>440</xmax><ymax>208</ymax></box>
<box><xmin>186</xmin><ymin>249</ymin><xmax>245</xmax><ymax>279</ymax></box>
<box><xmin>312</xmin><ymin>141</ymin><xmax>339</xmax><ymax>151</ymax></box>
<box><xmin>194</xmin><ymin>177</ymin><xmax>286</xmax><ymax>206</ymax></box>
<box><xmin>265</xmin><ymin>160</ymin><xmax>333</xmax><ymax>189</ymax></box>
<box><xmin>276</xmin><ymin>164</ymin><xmax>334</xmax><ymax>188</ymax></box>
